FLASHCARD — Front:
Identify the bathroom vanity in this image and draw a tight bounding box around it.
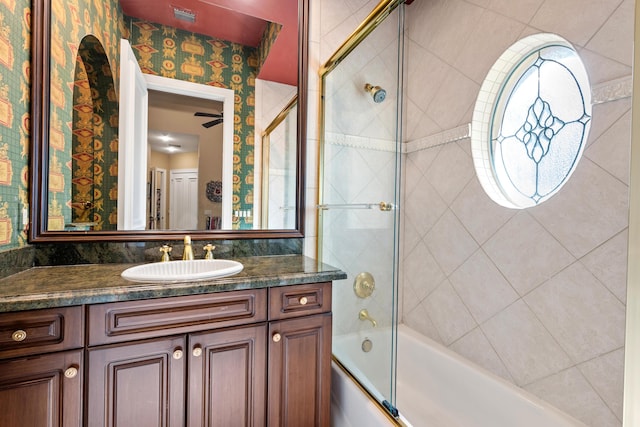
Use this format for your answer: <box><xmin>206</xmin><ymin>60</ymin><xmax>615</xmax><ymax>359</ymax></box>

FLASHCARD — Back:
<box><xmin>0</xmin><ymin>255</ymin><xmax>345</xmax><ymax>427</ymax></box>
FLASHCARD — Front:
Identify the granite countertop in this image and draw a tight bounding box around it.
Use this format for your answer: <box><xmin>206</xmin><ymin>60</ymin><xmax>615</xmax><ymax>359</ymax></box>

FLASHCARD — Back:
<box><xmin>0</xmin><ymin>255</ymin><xmax>347</xmax><ymax>313</ymax></box>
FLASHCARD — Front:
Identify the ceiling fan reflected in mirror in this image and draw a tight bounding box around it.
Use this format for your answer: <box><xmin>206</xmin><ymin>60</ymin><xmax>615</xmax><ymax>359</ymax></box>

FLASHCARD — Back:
<box><xmin>195</xmin><ymin>111</ymin><xmax>223</xmax><ymax>128</ymax></box>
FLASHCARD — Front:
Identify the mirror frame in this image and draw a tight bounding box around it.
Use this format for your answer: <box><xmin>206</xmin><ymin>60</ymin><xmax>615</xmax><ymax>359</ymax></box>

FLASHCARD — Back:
<box><xmin>29</xmin><ymin>0</ymin><xmax>308</xmax><ymax>242</ymax></box>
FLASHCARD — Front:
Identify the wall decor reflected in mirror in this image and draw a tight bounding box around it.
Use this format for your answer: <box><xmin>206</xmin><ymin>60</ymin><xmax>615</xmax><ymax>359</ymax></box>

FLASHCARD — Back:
<box><xmin>30</xmin><ymin>0</ymin><xmax>308</xmax><ymax>242</ymax></box>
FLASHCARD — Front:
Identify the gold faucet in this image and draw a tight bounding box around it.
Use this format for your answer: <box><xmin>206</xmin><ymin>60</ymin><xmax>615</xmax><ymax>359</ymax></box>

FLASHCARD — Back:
<box><xmin>159</xmin><ymin>244</ymin><xmax>172</xmax><ymax>262</ymax></box>
<box><xmin>359</xmin><ymin>309</ymin><xmax>377</xmax><ymax>327</ymax></box>
<box><xmin>203</xmin><ymin>244</ymin><xmax>215</xmax><ymax>260</ymax></box>
<box><xmin>182</xmin><ymin>235</ymin><xmax>194</xmax><ymax>260</ymax></box>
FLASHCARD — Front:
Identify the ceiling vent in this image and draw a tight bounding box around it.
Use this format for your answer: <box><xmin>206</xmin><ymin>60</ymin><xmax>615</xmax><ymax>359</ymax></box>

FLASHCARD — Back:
<box><xmin>173</xmin><ymin>7</ymin><xmax>196</xmax><ymax>23</ymax></box>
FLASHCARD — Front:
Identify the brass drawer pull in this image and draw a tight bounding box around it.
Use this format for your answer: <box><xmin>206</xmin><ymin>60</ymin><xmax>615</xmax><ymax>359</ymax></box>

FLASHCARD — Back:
<box><xmin>272</xmin><ymin>333</ymin><xmax>281</xmax><ymax>343</ymax></box>
<box><xmin>299</xmin><ymin>296</ymin><xmax>308</xmax><ymax>305</ymax></box>
<box><xmin>192</xmin><ymin>346</ymin><xmax>202</xmax><ymax>357</ymax></box>
<box><xmin>64</xmin><ymin>367</ymin><xmax>78</xmax><ymax>379</ymax></box>
<box><xmin>11</xmin><ymin>330</ymin><xmax>27</xmax><ymax>342</ymax></box>
<box><xmin>173</xmin><ymin>349</ymin><xmax>183</xmax><ymax>360</ymax></box>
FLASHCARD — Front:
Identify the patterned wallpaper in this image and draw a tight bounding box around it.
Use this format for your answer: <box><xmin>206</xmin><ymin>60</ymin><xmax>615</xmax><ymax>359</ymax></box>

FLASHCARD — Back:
<box><xmin>0</xmin><ymin>0</ymin><xmax>265</xmax><ymax>252</ymax></box>
<box><xmin>70</xmin><ymin>35</ymin><xmax>119</xmax><ymax>230</ymax></box>
<box><xmin>49</xmin><ymin>0</ymin><xmax>123</xmax><ymax>231</ymax></box>
<box><xmin>126</xmin><ymin>16</ymin><xmax>259</xmax><ymax>230</ymax></box>
<box><xmin>259</xmin><ymin>22</ymin><xmax>282</xmax><ymax>72</ymax></box>
<box><xmin>0</xmin><ymin>0</ymin><xmax>31</xmax><ymax>250</ymax></box>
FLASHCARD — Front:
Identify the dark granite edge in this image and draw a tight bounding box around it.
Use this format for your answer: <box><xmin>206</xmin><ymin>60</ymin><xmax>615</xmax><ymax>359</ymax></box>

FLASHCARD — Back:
<box><xmin>0</xmin><ymin>260</ymin><xmax>347</xmax><ymax>312</ymax></box>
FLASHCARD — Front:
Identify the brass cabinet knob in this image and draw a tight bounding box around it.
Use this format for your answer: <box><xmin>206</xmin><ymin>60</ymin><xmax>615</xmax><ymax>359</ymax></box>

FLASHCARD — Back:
<box><xmin>11</xmin><ymin>330</ymin><xmax>27</xmax><ymax>342</ymax></box>
<box><xmin>192</xmin><ymin>346</ymin><xmax>202</xmax><ymax>357</ymax></box>
<box><xmin>299</xmin><ymin>296</ymin><xmax>308</xmax><ymax>305</ymax></box>
<box><xmin>272</xmin><ymin>333</ymin><xmax>281</xmax><ymax>343</ymax></box>
<box><xmin>64</xmin><ymin>367</ymin><xmax>78</xmax><ymax>379</ymax></box>
<box><xmin>172</xmin><ymin>349</ymin><xmax>183</xmax><ymax>360</ymax></box>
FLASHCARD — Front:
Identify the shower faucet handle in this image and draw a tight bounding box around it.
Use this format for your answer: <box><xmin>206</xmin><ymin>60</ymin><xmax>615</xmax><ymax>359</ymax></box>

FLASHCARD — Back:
<box><xmin>359</xmin><ymin>309</ymin><xmax>377</xmax><ymax>327</ymax></box>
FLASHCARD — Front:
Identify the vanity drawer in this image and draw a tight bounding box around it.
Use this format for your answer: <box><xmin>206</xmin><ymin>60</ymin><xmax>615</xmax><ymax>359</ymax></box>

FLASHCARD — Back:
<box><xmin>0</xmin><ymin>306</ymin><xmax>84</xmax><ymax>360</ymax></box>
<box><xmin>88</xmin><ymin>289</ymin><xmax>267</xmax><ymax>346</ymax></box>
<box><xmin>269</xmin><ymin>282</ymin><xmax>332</xmax><ymax>320</ymax></box>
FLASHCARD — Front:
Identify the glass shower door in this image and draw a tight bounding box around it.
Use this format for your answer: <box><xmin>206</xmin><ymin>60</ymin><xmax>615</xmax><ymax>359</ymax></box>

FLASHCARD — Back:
<box><xmin>318</xmin><ymin>0</ymin><xmax>403</xmax><ymax>412</ymax></box>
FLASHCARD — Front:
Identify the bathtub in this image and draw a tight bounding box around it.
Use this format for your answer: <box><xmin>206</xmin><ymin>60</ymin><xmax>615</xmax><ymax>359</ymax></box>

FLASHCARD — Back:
<box><xmin>331</xmin><ymin>325</ymin><xmax>586</xmax><ymax>427</ymax></box>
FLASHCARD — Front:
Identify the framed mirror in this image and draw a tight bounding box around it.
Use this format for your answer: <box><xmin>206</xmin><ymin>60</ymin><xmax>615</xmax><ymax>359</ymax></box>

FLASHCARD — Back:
<box><xmin>30</xmin><ymin>0</ymin><xmax>308</xmax><ymax>242</ymax></box>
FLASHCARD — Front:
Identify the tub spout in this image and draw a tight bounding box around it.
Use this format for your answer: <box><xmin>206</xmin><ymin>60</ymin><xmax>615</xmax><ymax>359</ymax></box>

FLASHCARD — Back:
<box><xmin>359</xmin><ymin>309</ymin><xmax>377</xmax><ymax>327</ymax></box>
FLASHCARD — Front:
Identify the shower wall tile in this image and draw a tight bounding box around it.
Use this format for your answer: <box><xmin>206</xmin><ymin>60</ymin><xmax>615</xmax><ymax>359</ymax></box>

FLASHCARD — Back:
<box><xmin>405</xmin><ymin>98</ymin><xmax>443</xmax><ymax>142</ymax></box>
<box><xmin>585</xmin><ymin>110</ymin><xmax>632</xmax><ymax>186</ymax></box>
<box><xmin>466</xmin><ymin>0</ymin><xmax>492</xmax><ymax>8</ymax></box>
<box><xmin>528</xmin><ymin>158</ymin><xmax>629</xmax><ymax>259</ymax></box>
<box><xmin>449</xmin><ymin>327</ymin><xmax>514</xmax><ymax>383</ymax></box>
<box><xmin>524</xmin><ymin>262</ymin><xmax>626</xmax><ymax>364</ymax></box>
<box><xmin>403</xmin><ymin>300</ymin><xmax>442</xmax><ymax>344</ymax></box>
<box><xmin>319</xmin><ymin>0</ymin><xmax>355</xmax><ymax>46</ymax></box>
<box><xmin>483</xmin><ymin>212</ymin><xmax>575</xmax><ymax>295</ymax></box>
<box><xmin>423</xmin><ymin>279</ymin><xmax>477</xmax><ymax>345</ymax></box>
<box><xmin>404</xmin><ymin>176</ymin><xmax>447</xmax><ymax>238</ymax></box>
<box><xmin>588</xmin><ymin>98</ymin><xmax>632</xmax><ymax>146</ymax></box>
<box><xmin>404</xmin><ymin>240</ymin><xmax>445</xmax><ymax>303</ymax></box>
<box><xmin>451</xmin><ymin>177</ymin><xmax>516</xmax><ymax>245</ymax></box>
<box><xmin>452</xmin><ymin>9</ymin><xmax>525</xmax><ymax>84</ymax></box>
<box><xmin>449</xmin><ymin>249</ymin><xmax>519</xmax><ymax>323</ymax></box>
<box><xmin>578</xmin><ymin>48</ymin><xmax>632</xmax><ymax>86</ymax></box>
<box><xmin>581</xmin><ymin>230</ymin><xmax>628</xmax><ymax>303</ymax></box>
<box><xmin>487</xmin><ymin>0</ymin><xmax>544</xmax><ymax>23</ymax></box>
<box><xmin>401</xmin><ymin>277</ymin><xmax>421</xmax><ymax>318</ymax></box>
<box><xmin>578</xmin><ymin>348</ymin><xmax>625</xmax><ymax>421</ymax></box>
<box><xmin>524</xmin><ymin>368</ymin><xmax>620</xmax><ymax>427</ymax></box>
<box><xmin>402</xmin><ymin>0</ymin><xmax>631</xmax><ymax>424</ymax></box>
<box><xmin>426</xmin><ymin>68</ymin><xmax>479</xmax><ymax>131</ymax></box>
<box><xmin>421</xmin><ymin>0</ymin><xmax>484</xmax><ymax>66</ymax></box>
<box><xmin>425</xmin><ymin>142</ymin><xmax>475</xmax><ymax>205</ymax></box>
<box><xmin>584</xmin><ymin>0</ymin><xmax>634</xmax><ymax>67</ymax></box>
<box><xmin>406</xmin><ymin>41</ymin><xmax>450</xmax><ymax>119</ymax></box>
<box><xmin>529</xmin><ymin>0</ymin><xmax>621</xmax><ymax>47</ymax></box>
<box><xmin>409</xmin><ymin>143</ymin><xmax>442</xmax><ymax>177</ymax></box>
<box><xmin>403</xmin><ymin>155</ymin><xmax>424</xmax><ymax>196</ymax></box>
<box><xmin>401</xmin><ymin>214</ymin><xmax>422</xmax><ymax>257</ymax></box>
<box><xmin>425</xmin><ymin>210</ymin><xmax>478</xmax><ymax>276</ymax></box>
<box><xmin>481</xmin><ymin>300</ymin><xmax>573</xmax><ymax>386</ymax></box>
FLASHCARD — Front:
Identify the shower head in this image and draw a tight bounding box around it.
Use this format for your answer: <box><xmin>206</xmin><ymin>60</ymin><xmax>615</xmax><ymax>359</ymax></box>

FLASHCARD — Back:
<box><xmin>364</xmin><ymin>83</ymin><xmax>386</xmax><ymax>103</ymax></box>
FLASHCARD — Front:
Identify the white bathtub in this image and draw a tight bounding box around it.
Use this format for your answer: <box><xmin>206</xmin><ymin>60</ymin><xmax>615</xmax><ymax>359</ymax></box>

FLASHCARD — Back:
<box><xmin>331</xmin><ymin>325</ymin><xmax>586</xmax><ymax>427</ymax></box>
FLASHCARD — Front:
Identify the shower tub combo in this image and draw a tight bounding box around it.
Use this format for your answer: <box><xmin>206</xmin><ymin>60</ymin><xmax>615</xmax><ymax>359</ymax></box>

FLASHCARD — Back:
<box><xmin>332</xmin><ymin>325</ymin><xmax>585</xmax><ymax>427</ymax></box>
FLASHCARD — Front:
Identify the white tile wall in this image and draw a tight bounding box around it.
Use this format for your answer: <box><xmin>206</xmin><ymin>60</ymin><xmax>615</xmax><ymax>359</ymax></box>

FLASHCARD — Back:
<box><xmin>310</xmin><ymin>0</ymin><xmax>632</xmax><ymax>425</ymax></box>
<box><xmin>402</xmin><ymin>0</ymin><xmax>632</xmax><ymax>425</ymax></box>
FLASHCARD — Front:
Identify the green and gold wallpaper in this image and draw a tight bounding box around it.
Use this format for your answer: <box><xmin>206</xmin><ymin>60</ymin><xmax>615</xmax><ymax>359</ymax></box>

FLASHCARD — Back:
<box><xmin>0</xmin><ymin>0</ymin><xmax>266</xmax><ymax>252</ymax></box>
<box><xmin>259</xmin><ymin>22</ymin><xmax>282</xmax><ymax>72</ymax></box>
<box><xmin>125</xmin><ymin>16</ymin><xmax>258</xmax><ymax>229</ymax></box>
<box><xmin>49</xmin><ymin>0</ymin><xmax>123</xmax><ymax>231</ymax></box>
<box><xmin>0</xmin><ymin>0</ymin><xmax>31</xmax><ymax>250</ymax></box>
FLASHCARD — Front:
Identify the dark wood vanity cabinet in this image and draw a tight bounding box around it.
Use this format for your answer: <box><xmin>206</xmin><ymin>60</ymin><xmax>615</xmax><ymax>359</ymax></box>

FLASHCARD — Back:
<box><xmin>267</xmin><ymin>283</ymin><xmax>332</xmax><ymax>427</ymax></box>
<box><xmin>0</xmin><ymin>282</ymin><xmax>332</xmax><ymax>426</ymax></box>
<box><xmin>84</xmin><ymin>281</ymin><xmax>332</xmax><ymax>427</ymax></box>
<box><xmin>0</xmin><ymin>306</ymin><xmax>84</xmax><ymax>427</ymax></box>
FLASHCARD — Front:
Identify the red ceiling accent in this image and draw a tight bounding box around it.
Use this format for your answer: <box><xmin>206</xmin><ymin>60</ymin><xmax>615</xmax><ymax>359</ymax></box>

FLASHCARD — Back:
<box><xmin>119</xmin><ymin>0</ymin><xmax>298</xmax><ymax>85</ymax></box>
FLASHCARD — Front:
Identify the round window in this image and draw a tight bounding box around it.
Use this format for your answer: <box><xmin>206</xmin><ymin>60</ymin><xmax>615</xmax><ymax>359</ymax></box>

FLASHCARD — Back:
<box><xmin>471</xmin><ymin>34</ymin><xmax>591</xmax><ymax>209</ymax></box>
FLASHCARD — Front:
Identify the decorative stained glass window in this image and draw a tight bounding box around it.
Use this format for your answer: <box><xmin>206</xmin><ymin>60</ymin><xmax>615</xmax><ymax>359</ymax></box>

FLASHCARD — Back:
<box><xmin>471</xmin><ymin>34</ymin><xmax>591</xmax><ymax>209</ymax></box>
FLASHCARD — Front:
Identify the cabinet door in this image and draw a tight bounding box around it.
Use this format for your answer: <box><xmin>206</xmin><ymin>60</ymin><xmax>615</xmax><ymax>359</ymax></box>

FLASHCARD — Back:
<box><xmin>86</xmin><ymin>336</ymin><xmax>186</xmax><ymax>427</ymax></box>
<box><xmin>188</xmin><ymin>325</ymin><xmax>267</xmax><ymax>427</ymax></box>
<box><xmin>268</xmin><ymin>314</ymin><xmax>331</xmax><ymax>427</ymax></box>
<box><xmin>0</xmin><ymin>350</ymin><xmax>82</xmax><ymax>427</ymax></box>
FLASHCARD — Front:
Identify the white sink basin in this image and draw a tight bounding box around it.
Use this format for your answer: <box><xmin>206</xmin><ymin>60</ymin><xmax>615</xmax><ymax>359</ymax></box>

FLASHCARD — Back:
<box><xmin>121</xmin><ymin>259</ymin><xmax>244</xmax><ymax>283</ymax></box>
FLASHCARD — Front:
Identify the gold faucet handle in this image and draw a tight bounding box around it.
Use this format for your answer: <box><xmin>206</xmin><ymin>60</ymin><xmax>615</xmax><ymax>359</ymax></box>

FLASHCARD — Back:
<box><xmin>159</xmin><ymin>245</ymin><xmax>172</xmax><ymax>262</ymax></box>
<box><xmin>203</xmin><ymin>244</ymin><xmax>216</xmax><ymax>260</ymax></box>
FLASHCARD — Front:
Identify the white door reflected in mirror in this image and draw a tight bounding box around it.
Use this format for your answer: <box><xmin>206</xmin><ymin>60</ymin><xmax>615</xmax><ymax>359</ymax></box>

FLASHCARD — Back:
<box><xmin>118</xmin><ymin>39</ymin><xmax>148</xmax><ymax>230</ymax></box>
<box><xmin>117</xmin><ymin>39</ymin><xmax>234</xmax><ymax>230</ymax></box>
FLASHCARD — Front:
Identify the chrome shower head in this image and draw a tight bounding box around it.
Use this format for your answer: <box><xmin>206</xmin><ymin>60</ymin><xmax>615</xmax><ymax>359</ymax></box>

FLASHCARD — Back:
<box><xmin>364</xmin><ymin>83</ymin><xmax>386</xmax><ymax>103</ymax></box>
